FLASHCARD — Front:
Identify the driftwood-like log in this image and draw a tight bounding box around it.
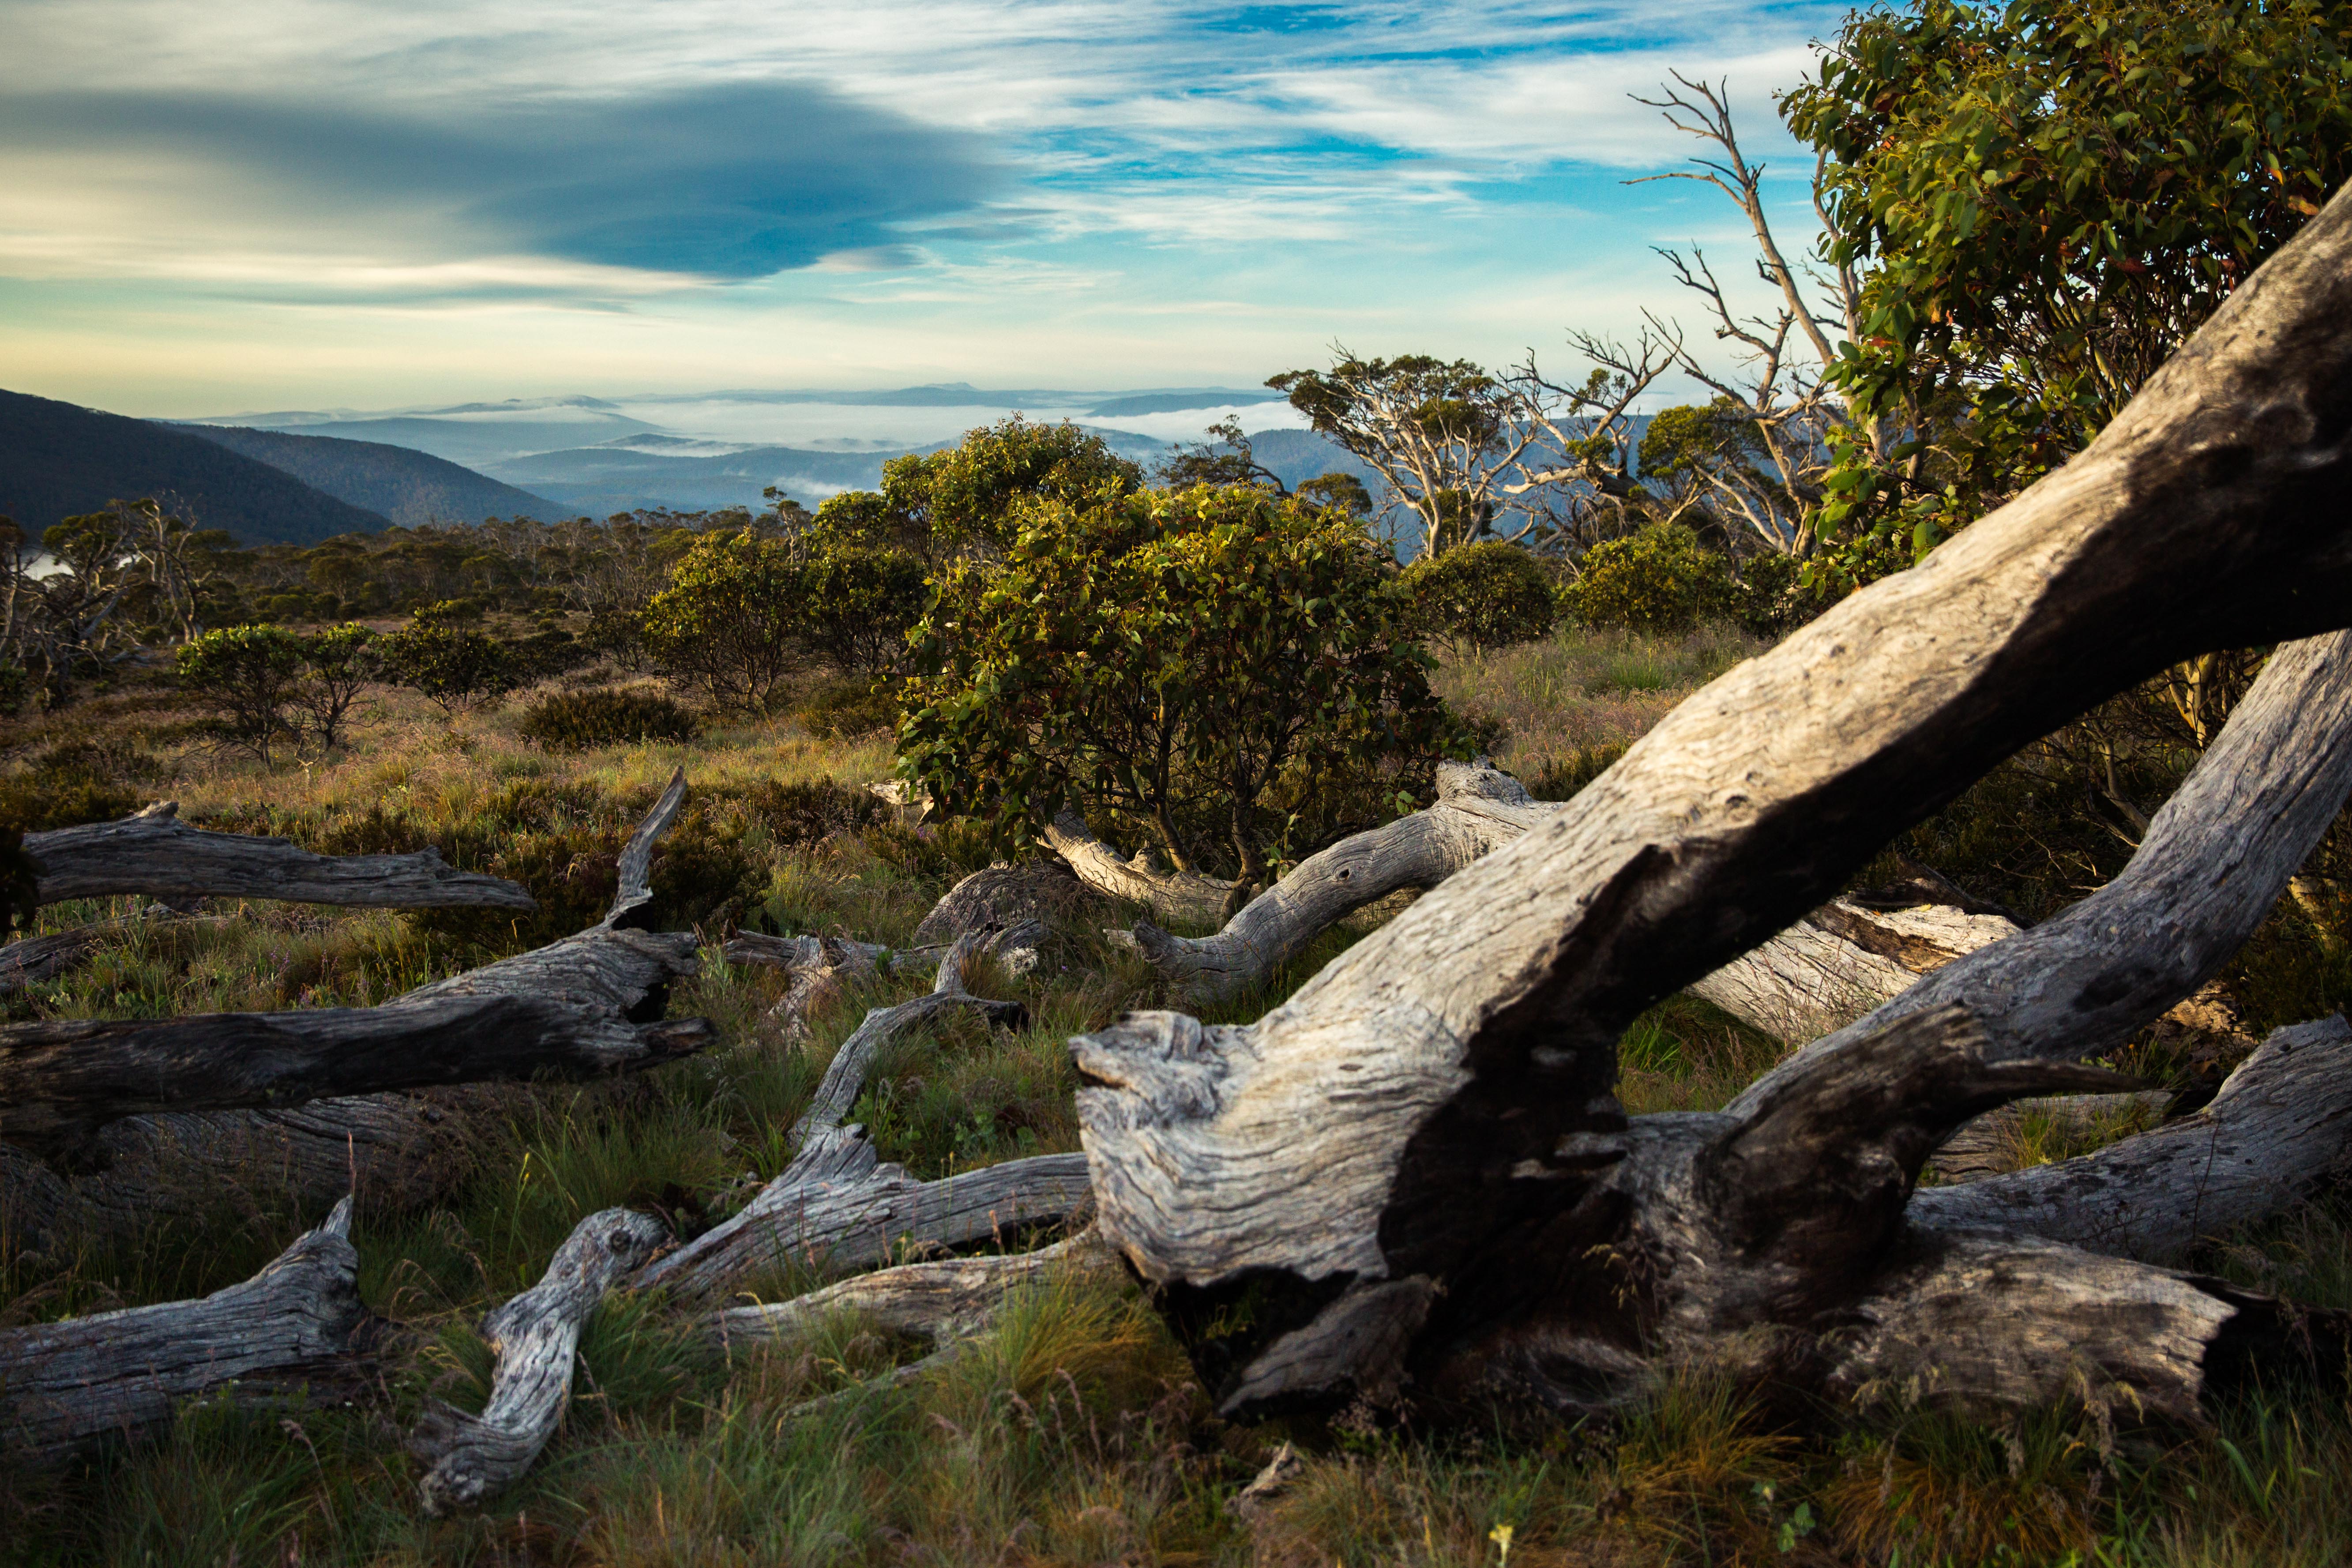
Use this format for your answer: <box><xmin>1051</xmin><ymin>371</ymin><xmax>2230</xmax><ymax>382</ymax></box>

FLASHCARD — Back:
<box><xmin>712</xmin><ymin>1230</ymin><xmax>1120</xmax><ymax>1346</ymax></box>
<box><xmin>1729</xmin><ymin>631</ymin><xmax>2352</xmax><ymax>1114</ymax></box>
<box><xmin>639</xmin><ymin>1132</ymin><xmax>1092</xmax><ymax>1302</ymax></box>
<box><xmin>1071</xmin><ymin>183</ymin><xmax>2352</xmax><ymax>1429</ymax></box>
<box><xmin>413</xmin><ymin>1207</ymin><xmax>668</xmax><ymax>1515</ymax></box>
<box><xmin>0</xmin><ymin>920</ymin><xmax>144</xmax><ymax>996</ymax></box>
<box><xmin>1691</xmin><ymin>902</ymin><xmax>2018</xmax><ymax>1045</ymax></box>
<box><xmin>1131</xmin><ymin>762</ymin><xmax>1555</xmax><ymax>1004</ymax></box>
<box><xmin>786</xmin><ymin>930</ymin><xmax>1027</xmax><ymax>1147</ymax></box>
<box><xmin>26</xmin><ymin>801</ymin><xmax>534</xmax><ymax>910</ymax></box>
<box><xmin>1043</xmin><ymin>811</ymin><xmax>1236</xmax><ymax>928</ymax></box>
<box><xmin>4</xmin><ymin>771</ymin><xmax>706</xmax><ymax>1222</ymax></box>
<box><xmin>1913</xmin><ymin>1015</ymin><xmax>2352</xmax><ymax>1256</ymax></box>
<box><xmin>0</xmin><ymin>1196</ymin><xmax>362</xmax><ymax>1468</ymax></box>
<box><xmin>726</xmin><ymin>919</ymin><xmax>1043</xmax><ymax>1040</ymax></box>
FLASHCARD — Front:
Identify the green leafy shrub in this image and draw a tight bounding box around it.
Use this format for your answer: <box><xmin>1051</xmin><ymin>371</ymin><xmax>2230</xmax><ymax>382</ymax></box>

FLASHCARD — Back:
<box><xmin>175</xmin><ymin>624</ymin><xmax>307</xmax><ymax>760</ymax></box>
<box><xmin>799</xmin><ymin>545</ymin><xmax>928</xmax><ymax>676</ymax></box>
<box><xmin>297</xmin><ymin>623</ymin><xmax>376</xmax><ymax>749</ymax></box>
<box><xmin>1729</xmin><ymin>551</ymin><xmax>1833</xmax><ymax>641</ymax></box>
<box><xmin>879</xmin><ymin>416</ymin><xmax>1144</xmax><ymax>559</ymax></box>
<box><xmin>0</xmin><ymin>740</ymin><xmax>153</xmax><ymax>831</ymax></box>
<box><xmin>739</xmin><ymin>777</ymin><xmax>888</xmax><ymax>848</ymax></box>
<box><xmin>376</xmin><ymin>601</ymin><xmax>518</xmax><ymax>712</ymax></box>
<box><xmin>518</xmin><ymin>688</ymin><xmax>700</xmax><ymax>752</ymax></box>
<box><xmin>796</xmin><ymin>676</ymin><xmax>899</xmax><ymax>740</ymax></box>
<box><xmin>1400</xmin><ymin>541</ymin><xmax>1558</xmax><ymax>654</ymax></box>
<box><xmin>1563</xmin><ymin>525</ymin><xmax>1736</xmax><ymax>634</ymax></box>
<box><xmin>639</xmin><ymin>531</ymin><xmax>805</xmax><ymax>713</ymax></box>
<box><xmin>900</xmin><ymin>482</ymin><xmax>1465</xmax><ymax>884</ymax></box>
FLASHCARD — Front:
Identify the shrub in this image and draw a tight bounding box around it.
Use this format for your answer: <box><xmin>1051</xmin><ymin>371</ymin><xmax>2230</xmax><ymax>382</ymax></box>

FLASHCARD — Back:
<box><xmin>900</xmin><ymin>482</ymin><xmax>1465</xmax><ymax>884</ymax></box>
<box><xmin>880</xmin><ymin>416</ymin><xmax>1144</xmax><ymax>558</ymax></box>
<box><xmin>796</xmin><ymin>676</ymin><xmax>899</xmax><ymax>740</ymax></box>
<box><xmin>1400</xmin><ymin>541</ymin><xmax>1558</xmax><ymax>654</ymax></box>
<box><xmin>739</xmin><ymin>777</ymin><xmax>888</xmax><ymax>847</ymax></box>
<box><xmin>176</xmin><ymin>624</ymin><xmax>307</xmax><ymax>760</ymax></box>
<box><xmin>518</xmin><ymin>688</ymin><xmax>700</xmax><ymax>752</ymax></box>
<box><xmin>799</xmin><ymin>545</ymin><xmax>928</xmax><ymax>675</ymax></box>
<box><xmin>639</xmin><ymin>531</ymin><xmax>805</xmax><ymax>713</ymax></box>
<box><xmin>376</xmin><ymin>601</ymin><xmax>518</xmax><ymax>712</ymax></box>
<box><xmin>297</xmin><ymin>623</ymin><xmax>376</xmax><ymax>749</ymax></box>
<box><xmin>0</xmin><ymin>740</ymin><xmax>151</xmax><ymax>831</ymax></box>
<box><xmin>1564</xmin><ymin>524</ymin><xmax>1736</xmax><ymax>634</ymax></box>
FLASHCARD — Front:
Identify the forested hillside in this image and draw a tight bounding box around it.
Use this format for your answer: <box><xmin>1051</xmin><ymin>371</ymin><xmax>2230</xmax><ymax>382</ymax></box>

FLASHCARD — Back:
<box><xmin>174</xmin><ymin>424</ymin><xmax>563</xmax><ymax>528</ymax></box>
<box><xmin>0</xmin><ymin>388</ymin><xmax>390</xmax><ymax>544</ymax></box>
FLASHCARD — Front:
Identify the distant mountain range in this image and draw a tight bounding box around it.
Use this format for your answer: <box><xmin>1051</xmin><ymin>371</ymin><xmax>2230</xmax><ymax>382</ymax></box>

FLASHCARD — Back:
<box><xmin>0</xmin><ymin>384</ymin><xmax>1386</xmax><ymax>546</ymax></box>
<box><xmin>173</xmin><ymin>424</ymin><xmax>563</xmax><ymax>527</ymax></box>
<box><xmin>0</xmin><ymin>387</ymin><xmax>391</xmax><ymax>545</ymax></box>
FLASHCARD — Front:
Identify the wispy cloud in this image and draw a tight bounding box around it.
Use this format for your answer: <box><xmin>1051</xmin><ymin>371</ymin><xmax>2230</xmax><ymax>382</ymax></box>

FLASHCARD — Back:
<box><xmin>0</xmin><ymin>0</ymin><xmax>1854</xmax><ymax>406</ymax></box>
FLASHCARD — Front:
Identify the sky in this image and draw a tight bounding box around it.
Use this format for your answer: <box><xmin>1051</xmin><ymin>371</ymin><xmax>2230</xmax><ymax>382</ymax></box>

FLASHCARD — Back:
<box><xmin>0</xmin><ymin>0</ymin><xmax>1856</xmax><ymax>417</ymax></box>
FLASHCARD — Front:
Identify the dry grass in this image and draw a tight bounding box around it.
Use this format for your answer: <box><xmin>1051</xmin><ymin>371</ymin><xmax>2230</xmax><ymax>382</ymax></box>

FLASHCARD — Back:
<box><xmin>6</xmin><ymin>639</ymin><xmax>2352</xmax><ymax>1566</ymax></box>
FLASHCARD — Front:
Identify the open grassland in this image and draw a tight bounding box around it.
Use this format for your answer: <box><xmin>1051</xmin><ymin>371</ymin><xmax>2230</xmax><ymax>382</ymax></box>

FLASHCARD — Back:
<box><xmin>4</xmin><ymin>626</ymin><xmax>2351</xmax><ymax>1566</ymax></box>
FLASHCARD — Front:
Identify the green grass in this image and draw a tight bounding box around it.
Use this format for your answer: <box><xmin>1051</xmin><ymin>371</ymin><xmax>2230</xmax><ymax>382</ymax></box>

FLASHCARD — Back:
<box><xmin>7</xmin><ymin>640</ymin><xmax>2352</xmax><ymax>1566</ymax></box>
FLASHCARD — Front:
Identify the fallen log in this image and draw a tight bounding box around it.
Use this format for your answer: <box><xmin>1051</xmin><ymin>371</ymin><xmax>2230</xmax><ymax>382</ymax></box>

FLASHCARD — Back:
<box><xmin>712</xmin><ymin>1229</ymin><xmax>1120</xmax><ymax>1347</ymax></box>
<box><xmin>1042</xmin><ymin>810</ymin><xmax>1236</xmax><ymax>929</ymax></box>
<box><xmin>726</xmin><ymin>918</ymin><xmax>1043</xmax><ymax>1040</ymax></box>
<box><xmin>1926</xmin><ymin>1091</ymin><xmax>2170</xmax><ymax>1184</ymax></box>
<box><xmin>785</xmin><ymin>929</ymin><xmax>1028</xmax><ymax>1147</ymax></box>
<box><xmin>638</xmin><ymin>1135</ymin><xmax>1092</xmax><ymax>1303</ymax></box>
<box><xmin>1728</xmin><ymin>630</ymin><xmax>2352</xmax><ymax>1115</ymax></box>
<box><xmin>711</xmin><ymin>1231</ymin><xmax>1124</xmax><ymax>1429</ymax></box>
<box><xmin>1912</xmin><ymin>1015</ymin><xmax>2352</xmax><ymax>1256</ymax></box>
<box><xmin>1129</xmin><ymin>762</ymin><xmax>1555</xmax><ymax>1005</ymax></box>
<box><xmin>0</xmin><ymin>1196</ymin><xmax>363</xmax><ymax>1468</ymax></box>
<box><xmin>645</xmin><ymin>937</ymin><xmax>1082</xmax><ymax>1299</ymax></box>
<box><xmin>413</xmin><ymin>1207</ymin><xmax>668</xmax><ymax>1515</ymax></box>
<box><xmin>1069</xmin><ymin>180</ymin><xmax>2352</xmax><ymax>1430</ymax></box>
<box><xmin>1689</xmin><ymin>901</ymin><xmax>2018</xmax><ymax>1045</ymax></box>
<box><xmin>26</xmin><ymin>801</ymin><xmax>534</xmax><ymax>911</ymax></box>
<box><xmin>2</xmin><ymin>771</ymin><xmax>707</xmax><ymax>1223</ymax></box>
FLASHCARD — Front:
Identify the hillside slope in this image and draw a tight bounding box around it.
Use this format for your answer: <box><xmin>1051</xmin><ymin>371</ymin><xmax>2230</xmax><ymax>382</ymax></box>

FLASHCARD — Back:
<box><xmin>176</xmin><ymin>424</ymin><xmax>564</xmax><ymax>526</ymax></box>
<box><xmin>0</xmin><ymin>388</ymin><xmax>389</xmax><ymax>545</ymax></box>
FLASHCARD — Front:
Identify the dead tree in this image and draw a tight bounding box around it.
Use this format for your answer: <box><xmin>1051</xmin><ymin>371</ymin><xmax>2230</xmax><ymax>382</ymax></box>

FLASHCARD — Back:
<box><xmin>1071</xmin><ymin>184</ymin><xmax>2352</xmax><ymax>1428</ymax></box>
<box><xmin>642</xmin><ymin>933</ymin><xmax>1090</xmax><ymax>1301</ymax></box>
<box><xmin>0</xmin><ymin>1197</ymin><xmax>363</xmax><ymax>1468</ymax></box>
<box><xmin>413</xmin><ymin>1207</ymin><xmax>669</xmax><ymax>1515</ymax></box>
<box><xmin>1</xmin><ymin>771</ymin><xmax>710</xmax><ymax>1236</ymax></box>
<box><xmin>26</xmin><ymin>801</ymin><xmax>534</xmax><ymax>910</ymax></box>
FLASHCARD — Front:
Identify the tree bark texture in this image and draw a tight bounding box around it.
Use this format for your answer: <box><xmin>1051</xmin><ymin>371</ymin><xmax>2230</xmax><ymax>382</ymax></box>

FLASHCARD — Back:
<box><xmin>1042</xmin><ymin>811</ymin><xmax>1236</xmax><ymax>929</ymax></box>
<box><xmin>0</xmin><ymin>1196</ymin><xmax>362</xmax><ymax>1468</ymax></box>
<box><xmin>1912</xmin><ymin>1015</ymin><xmax>2352</xmax><ymax>1257</ymax></box>
<box><xmin>26</xmin><ymin>801</ymin><xmax>534</xmax><ymax>911</ymax></box>
<box><xmin>1071</xmin><ymin>184</ymin><xmax>2352</xmax><ymax>1429</ymax></box>
<box><xmin>1131</xmin><ymin>762</ymin><xmax>1558</xmax><ymax>1005</ymax></box>
<box><xmin>413</xmin><ymin>1207</ymin><xmax>668</xmax><ymax>1516</ymax></box>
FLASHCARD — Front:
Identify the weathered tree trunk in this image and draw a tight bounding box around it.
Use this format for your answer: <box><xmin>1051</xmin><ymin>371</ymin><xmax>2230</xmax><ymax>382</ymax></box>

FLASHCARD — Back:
<box><xmin>413</xmin><ymin>1207</ymin><xmax>668</xmax><ymax>1515</ymax></box>
<box><xmin>711</xmin><ymin>1230</ymin><xmax>1119</xmax><ymax>1348</ymax></box>
<box><xmin>1042</xmin><ymin>811</ymin><xmax>1236</xmax><ymax>928</ymax></box>
<box><xmin>26</xmin><ymin>801</ymin><xmax>534</xmax><ymax>910</ymax></box>
<box><xmin>2</xmin><ymin>771</ymin><xmax>706</xmax><ymax>1228</ymax></box>
<box><xmin>0</xmin><ymin>1196</ymin><xmax>363</xmax><ymax>1468</ymax></box>
<box><xmin>784</xmin><ymin>929</ymin><xmax>1027</xmax><ymax>1148</ymax></box>
<box><xmin>1069</xmin><ymin>183</ymin><xmax>2352</xmax><ymax>1431</ymax></box>
<box><xmin>1690</xmin><ymin>902</ymin><xmax>2019</xmax><ymax>1044</ymax></box>
<box><xmin>1913</xmin><ymin>1015</ymin><xmax>2352</xmax><ymax>1256</ymax></box>
<box><xmin>644</xmin><ymin>935</ymin><xmax>1086</xmax><ymax>1301</ymax></box>
<box><xmin>1130</xmin><ymin>762</ymin><xmax>1556</xmax><ymax>1004</ymax></box>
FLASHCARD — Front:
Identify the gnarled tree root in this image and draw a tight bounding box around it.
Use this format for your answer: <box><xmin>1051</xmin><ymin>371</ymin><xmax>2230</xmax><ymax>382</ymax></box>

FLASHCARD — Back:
<box><xmin>413</xmin><ymin>1208</ymin><xmax>669</xmax><ymax>1515</ymax></box>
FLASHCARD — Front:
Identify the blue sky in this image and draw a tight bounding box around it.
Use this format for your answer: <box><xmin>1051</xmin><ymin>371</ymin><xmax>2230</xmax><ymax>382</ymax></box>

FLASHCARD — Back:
<box><xmin>0</xmin><ymin>0</ymin><xmax>1855</xmax><ymax>415</ymax></box>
